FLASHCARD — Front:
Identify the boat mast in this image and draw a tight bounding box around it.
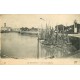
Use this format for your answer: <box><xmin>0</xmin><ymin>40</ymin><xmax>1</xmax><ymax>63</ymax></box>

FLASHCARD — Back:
<box><xmin>37</xmin><ymin>26</ymin><xmax>39</xmax><ymax>59</ymax></box>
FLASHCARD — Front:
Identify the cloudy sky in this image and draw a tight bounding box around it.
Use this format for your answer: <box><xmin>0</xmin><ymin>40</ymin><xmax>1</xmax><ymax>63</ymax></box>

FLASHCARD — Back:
<box><xmin>0</xmin><ymin>14</ymin><xmax>80</xmax><ymax>28</ymax></box>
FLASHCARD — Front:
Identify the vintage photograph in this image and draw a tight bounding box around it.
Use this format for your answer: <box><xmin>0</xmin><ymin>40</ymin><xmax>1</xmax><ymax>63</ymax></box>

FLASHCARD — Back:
<box><xmin>0</xmin><ymin>14</ymin><xmax>80</xmax><ymax>64</ymax></box>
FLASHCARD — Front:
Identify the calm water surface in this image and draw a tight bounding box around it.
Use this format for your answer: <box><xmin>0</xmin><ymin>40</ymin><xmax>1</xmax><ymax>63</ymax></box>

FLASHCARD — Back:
<box><xmin>1</xmin><ymin>33</ymin><xmax>38</xmax><ymax>58</ymax></box>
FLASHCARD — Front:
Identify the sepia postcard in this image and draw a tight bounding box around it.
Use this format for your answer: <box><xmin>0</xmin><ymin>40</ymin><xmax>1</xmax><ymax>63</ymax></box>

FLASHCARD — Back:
<box><xmin>0</xmin><ymin>14</ymin><xmax>80</xmax><ymax>65</ymax></box>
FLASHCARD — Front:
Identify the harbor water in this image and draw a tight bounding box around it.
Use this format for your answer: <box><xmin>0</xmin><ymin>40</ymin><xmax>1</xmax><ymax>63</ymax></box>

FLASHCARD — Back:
<box><xmin>1</xmin><ymin>33</ymin><xmax>38</xmax><ymax>58</ymax></box>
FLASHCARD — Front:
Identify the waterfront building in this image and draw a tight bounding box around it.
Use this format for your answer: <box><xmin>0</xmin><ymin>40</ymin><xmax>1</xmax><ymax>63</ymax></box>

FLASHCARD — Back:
<box><xmin>77</xmin><ymin>23</ymin><xmax>80</xmax><ymax>34</ymax></box>
<box><xmin>65</xmin><ymin>20</ymin><xmax>80</xmax><ymax>34</ymax></box>
<box><xmin>55</xmin><ymin>20</ymin><xmax>80</xmax><ymax>34</ymax></box>
<box><xmin>55</xmin><ymin>24</ymin><xmax>65</xmax><ymax>33</ymax></box>
<box><xmin>1</xmin><ymin>23</ymin><xmax>12</xmax><ymax>32</ymax></box>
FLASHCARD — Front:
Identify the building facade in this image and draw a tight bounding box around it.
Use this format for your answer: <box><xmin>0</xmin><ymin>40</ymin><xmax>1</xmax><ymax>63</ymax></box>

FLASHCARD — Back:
<box><xmin>1</xmin><ymin>23</ymin><xmax>12</xmax><ymax>32</ymax></box>
<box><xmin>55</xmin><ymin>20</ymin><xmax>80</xmax><ymax>34</ymax></box>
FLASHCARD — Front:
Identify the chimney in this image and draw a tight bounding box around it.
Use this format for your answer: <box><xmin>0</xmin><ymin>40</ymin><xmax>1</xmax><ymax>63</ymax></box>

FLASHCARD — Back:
<box><xmin>4</xmin><ymin>23</ymin><xmax>6</xmax><ymax>27</ymax></box>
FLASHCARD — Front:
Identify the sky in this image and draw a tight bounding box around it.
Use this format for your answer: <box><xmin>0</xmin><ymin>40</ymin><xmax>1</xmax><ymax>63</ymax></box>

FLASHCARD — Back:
<box><xmin>0</xmin><ymin>14</ymin><xmax>80</xmax><ymax>29</ymax></box>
